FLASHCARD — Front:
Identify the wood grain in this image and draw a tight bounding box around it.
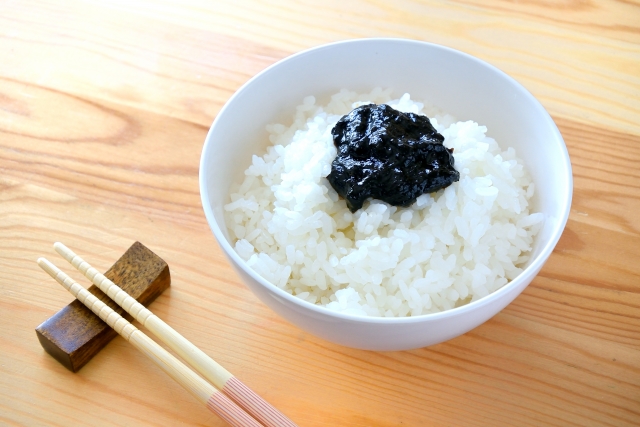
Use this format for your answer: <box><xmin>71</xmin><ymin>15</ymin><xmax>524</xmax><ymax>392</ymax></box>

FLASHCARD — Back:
<box><xmin>1</xmin><ymin>0</ymin><xmax>639</xmax><ymax>426</ymax></box>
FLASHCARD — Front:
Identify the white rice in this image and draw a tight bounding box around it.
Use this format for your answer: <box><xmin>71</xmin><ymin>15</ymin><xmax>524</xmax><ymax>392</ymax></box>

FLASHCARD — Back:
<box><xmin>224</xmin><ymin>88</ymin><xmax>543</xmax><ymax>317</ymax></box>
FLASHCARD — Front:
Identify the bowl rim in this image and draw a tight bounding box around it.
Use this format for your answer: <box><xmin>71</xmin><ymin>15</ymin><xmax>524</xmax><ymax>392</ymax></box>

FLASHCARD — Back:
<box><xmin>199</xmin><ymin>37</ymin><xmax>573</xmax><ymax>325</ymax></box>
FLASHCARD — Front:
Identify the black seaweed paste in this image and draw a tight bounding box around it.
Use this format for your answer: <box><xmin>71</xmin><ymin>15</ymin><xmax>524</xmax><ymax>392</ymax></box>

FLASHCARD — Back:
<box><xmin>327</xmin><ymin>104</ymin><xmax>460</xmax><ymax>213</ymax></box>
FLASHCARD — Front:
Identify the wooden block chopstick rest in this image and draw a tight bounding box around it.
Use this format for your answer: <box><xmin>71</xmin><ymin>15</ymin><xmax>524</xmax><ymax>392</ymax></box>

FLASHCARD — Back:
<box><xmin>35</xmin><ymin>242</ymin><xmax>170</xmax><ymax>372</ymax></box>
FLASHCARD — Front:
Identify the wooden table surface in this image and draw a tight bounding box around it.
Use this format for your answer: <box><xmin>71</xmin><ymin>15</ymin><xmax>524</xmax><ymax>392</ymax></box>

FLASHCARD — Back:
<box><xmin>1</xmin><ymin>1</ymin><xmax>639</xmax><ymax>426</ymax></box>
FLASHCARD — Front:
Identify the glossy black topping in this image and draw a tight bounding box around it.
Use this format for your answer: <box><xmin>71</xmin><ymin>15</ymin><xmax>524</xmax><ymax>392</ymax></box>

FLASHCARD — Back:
<box><xmin>327</xmin><ymin>104</ymin><xmax>460</xmax><ymax>213</ymax></box>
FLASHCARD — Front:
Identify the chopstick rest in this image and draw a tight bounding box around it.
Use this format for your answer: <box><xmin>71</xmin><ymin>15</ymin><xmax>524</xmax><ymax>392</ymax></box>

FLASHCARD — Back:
<box><xmin>35</xmin><ymin>241</ymin><xmax>170</xmax><ymax>372</ymax></box>
<box><xmin>38</xmin><ymin>257</ymin><xmax>262</xmax><ymax>427</ymax></box>
<box><xmin>53</xmin><ymin>242</ymin><xmax>298</xmax><ymax>427</ymax></box>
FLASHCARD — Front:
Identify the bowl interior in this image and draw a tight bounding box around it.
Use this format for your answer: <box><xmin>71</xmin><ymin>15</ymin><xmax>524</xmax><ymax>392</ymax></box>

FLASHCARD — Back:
<box><xmin>200</xmin><ymin>39</ymin><xmax>572</xmax><ymax>316</ymax></box>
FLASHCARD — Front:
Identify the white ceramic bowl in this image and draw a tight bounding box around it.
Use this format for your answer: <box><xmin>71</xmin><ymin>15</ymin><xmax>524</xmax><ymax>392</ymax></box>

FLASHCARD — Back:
<box><xmin>199</xmin><ymin>39</ymin><xmax>572</xmax><ymax>351</ymax></box>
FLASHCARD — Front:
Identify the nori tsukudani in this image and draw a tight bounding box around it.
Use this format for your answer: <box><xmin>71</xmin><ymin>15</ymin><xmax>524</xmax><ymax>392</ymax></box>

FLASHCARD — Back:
<box><xmin>327</xmin><ymin>104</ymin><xmax>460</xmax><ymax>212</ymax></box>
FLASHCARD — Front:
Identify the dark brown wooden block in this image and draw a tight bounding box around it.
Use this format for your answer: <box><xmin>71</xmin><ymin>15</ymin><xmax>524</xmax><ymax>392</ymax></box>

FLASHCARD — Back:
<box><xmin>36</xmin><ymin>242</ymin><xmax>171</xmax><ymax>372</ymax></box>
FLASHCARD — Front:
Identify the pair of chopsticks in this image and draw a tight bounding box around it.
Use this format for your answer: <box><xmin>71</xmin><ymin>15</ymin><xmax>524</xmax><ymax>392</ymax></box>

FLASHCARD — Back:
<box><xmin>38</xmin><ymin>243</ymin><xmax>297</xmax><ymax>427</ymax></box>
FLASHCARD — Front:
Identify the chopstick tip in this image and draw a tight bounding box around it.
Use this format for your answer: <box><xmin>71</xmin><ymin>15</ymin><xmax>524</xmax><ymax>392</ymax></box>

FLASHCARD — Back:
<box><xmin>37</xmin><ymin>257</ymin><xmax>53</xmax><ymax>273</ymax></box>
<box><xmin>53</xmin><ymin>241</ymin><xmax>74</xmax><ymax>258</ymax></box>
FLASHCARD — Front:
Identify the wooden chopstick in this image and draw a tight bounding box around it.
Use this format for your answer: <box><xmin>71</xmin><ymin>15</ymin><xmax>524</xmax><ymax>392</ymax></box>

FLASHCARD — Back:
<box><xmin>52</xmin><ymin>243</ymin><xmax>298</xmax><ymax>427</ymax></box>
<box><xmin>37</xmin><ymin>257</ymin><xmax>262</xmax><ymax>427</ymax></box>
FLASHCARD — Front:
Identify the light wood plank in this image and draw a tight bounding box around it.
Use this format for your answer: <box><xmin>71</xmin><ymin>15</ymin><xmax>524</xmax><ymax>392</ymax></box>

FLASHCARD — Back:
<box><xmin>1</xmin><ymin>0</ymin><xmax>639</xmax><ymax>426</ymax></box>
